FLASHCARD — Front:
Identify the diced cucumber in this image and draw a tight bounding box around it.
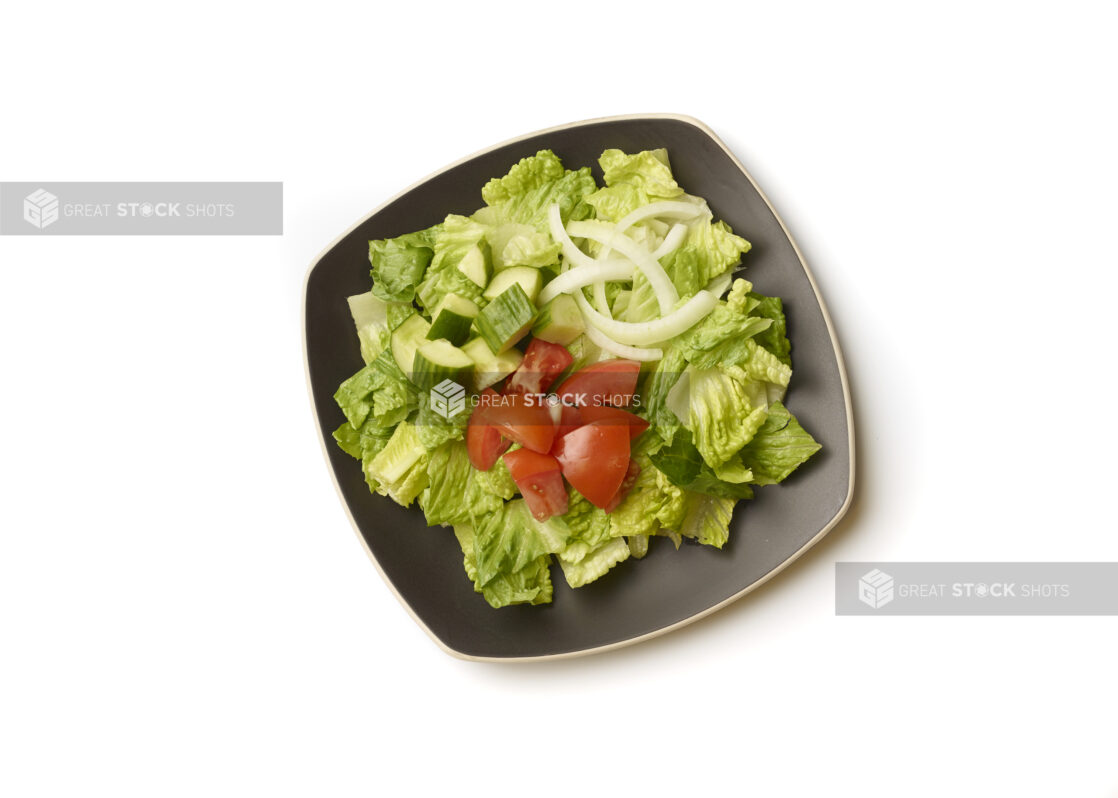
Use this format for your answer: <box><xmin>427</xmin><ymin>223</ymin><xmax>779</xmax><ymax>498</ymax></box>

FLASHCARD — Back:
<box><xmin>457</xmin><ymin>244</ymin><xmax>490</xmax><ymax>288</ymax></box>
<box><xmin>474</xmin><ymin>283</ymin><xmax>538</xmax><ymax>354</ymax></box>
<box><xmin>411</xmin><ymin>338</ymin><xmax>474</xmax><ymax>392</ymax></box>
<box><xmin>426</xmin><ymin>293</ymin><xmax>479</xmax><ymax>346</ymax></box>
<box><xmin>390</xmin><ymin>313</ymin><xmax>431</xmax><ymax>380</ymax></box>
<box><xmin>462</xmin><ymin>337</ymin><xmax>524</xmax><ymax>390</ymax></box>
<box><xmin>483</xmin><ymin>266</ymin><xmax>542</xmax><ymax>304</ymax></box>
<box><xmin>531</xmin><ymin>294</ymin><xmax>585</xmax><ymax>346</ymax></box>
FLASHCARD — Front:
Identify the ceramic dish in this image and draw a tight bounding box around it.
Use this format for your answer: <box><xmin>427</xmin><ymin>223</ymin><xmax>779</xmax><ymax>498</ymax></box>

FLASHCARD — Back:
<box><xmin>303</xmin><ymin>114</ymin><xmax>854</xmax><ymax>661</ymax></box>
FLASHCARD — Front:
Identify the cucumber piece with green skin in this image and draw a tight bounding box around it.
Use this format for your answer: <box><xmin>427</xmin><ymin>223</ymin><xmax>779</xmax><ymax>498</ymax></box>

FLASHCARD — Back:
<box><xmin>390</xmin><ymin>314</ymin><xmax>431</xmax><ymax>380</ymax></box>
<box><xmin>411</xmin><ymin>339</ymin><xmax>474</xmax><ymax>392</ymax></box>
<box><xmin>462</xmin><ymin>337</ymin><xmax>524</xmax><ymax>390</ymax></box>
<box><xmin>483</xmin><ymin>266</ymin><xmax>542</xmax><ymax>304</ymax></box>
<box><xmin>531</xmin><ymin>294</ymin><xmax>585</xmax><ymax>346</ymax></box>
<box><xmin>474</xmin><ymin>283</ymin><xmax>537</xmax><ymax>353</ymax></box>
<box><xmin>426</xmin><ymin>293</ymin><xmax>479</xmax><ymax>346</ymax></box>
<box><xmin>457</xmin><ymin>245</ymin><xmax>490</xmax><ymax>288</ymax></box>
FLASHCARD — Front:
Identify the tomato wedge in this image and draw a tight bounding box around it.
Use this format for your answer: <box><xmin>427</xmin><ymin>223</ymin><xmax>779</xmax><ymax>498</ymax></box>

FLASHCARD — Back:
<box><xmin>555</xmin><ymin>403</ymin><xmax>583</xmax><ymax>440</ymax></box>
<box><xmin>504</xmin><ymin>338</ymin><xmax>573</xmax><ymax>396</ymax></box>
<box><xmin>466</xmin><ymin>388</ymin><xmax>510</xmax><ymax>471</ymax></box>
<box><xmin>554</xmin><ymin>359</ymin><xmax>641</xmax><ymax>409</ymax></box>
<box><xmin>576</xmin><ymin>405</ymin><xmax>649</xmax><ymax>440</ymax></box>
<box><xmin>502</xmin><ymin>449</ymin><xmax>568</xmax><ymax>521</ymax></box>
<box><xmin>484</xmin><ymin>393</ymin><xmax>557</xmax><ymax>454</ymax></box>
<box><xmin>604</xmin><ymin>460</ymin><xmax>642</xmax><ymax>513</ymax></box>
<box><xmin>551</xmin><ymin>420</ymin><xmax>630</xmax><ymax>508</ymax></box>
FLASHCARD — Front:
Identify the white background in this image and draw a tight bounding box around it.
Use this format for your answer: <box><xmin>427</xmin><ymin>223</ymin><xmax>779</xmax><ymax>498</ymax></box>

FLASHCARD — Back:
<box><xmin>2</xmin><ymin>2</ymin><xmax>1115</xmax><ymax>795</ymax></box>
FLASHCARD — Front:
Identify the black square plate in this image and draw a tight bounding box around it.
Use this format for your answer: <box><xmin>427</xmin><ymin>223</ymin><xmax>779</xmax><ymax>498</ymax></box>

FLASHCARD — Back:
<box><xmin>303</xmin><ymin>114</ymin><xmax>854</xmax><ymax>660</ymax></box>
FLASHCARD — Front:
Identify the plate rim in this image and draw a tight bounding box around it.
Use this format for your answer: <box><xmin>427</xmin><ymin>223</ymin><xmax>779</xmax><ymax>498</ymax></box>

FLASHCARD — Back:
<box><xmin>301</xmin><ymin>113</ymin><xmax>856</xmax><ymax>662</ymax></box>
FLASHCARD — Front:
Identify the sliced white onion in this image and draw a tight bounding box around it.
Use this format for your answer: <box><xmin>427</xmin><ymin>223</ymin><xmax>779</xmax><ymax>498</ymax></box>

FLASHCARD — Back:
<box><xmin>614</xmin><ymin>200</ymin><xmax>706</xmax><ymax>232</ymax></box>
<box><xmin>567</xmin><ymin>220</ymin><xmax>679</xmax><ymax>316</ymax></box>
<box><xmin>548</xmin><ymin>204</ymin><xmax>597</xmax><ymax>270</ymax></box>
<box><xmin>592</xmin><ymin>282</ymin><xmax>612</xmax><ymax>318</ymax></box>
<box><xmin>582</xmin><ymin>321</ymin><xmax>663</xmax><ymax>361</ymax></box>
<box><xmin>537</xmin><ymin>259</ymin><xmax>635</xmax><ymax>305</ymax></box>
<box><xmin>573</xmin><ymin>286</ymin><xmax>718</xmax><ymax>345</ymax></box>
<box><xmin>596</xmin><ymin>201</ymin><xmax>704</xmax><ymax>262</ymax></box>
<box><xmin>652</xmin><ymin>223</ymin><xmax>688</xmax><ymax>259</ymax></box>
<box><xmin>706</xmin><ymin>272</ymin><xmax>733</xmax><ymax>298</ymax></box>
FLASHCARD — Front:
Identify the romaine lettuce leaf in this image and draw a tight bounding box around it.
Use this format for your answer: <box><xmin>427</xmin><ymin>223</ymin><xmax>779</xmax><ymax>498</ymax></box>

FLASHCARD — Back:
<box><xmin>557</xmin><ymin>538</ymin><xmax>630</xmax><ymax>588</ymax></box>
<box><xmin>419</xmin><ymin>442</ymin><xmax>502</xmax><ymax>527</ymax></box>
<box><xmin>368</xmin><ymin>226</ymin><xmax>438</xmax><ymax>303</ymax></box>
<box><xmin>476</xmin><ymin>150</ymin><xmax>596</xmax><ymax>235</ymax></box>
<box><xmin>452</xmin><ymin>524</ymin><xmax>553</xmax><ymax>608</ymax></box>
<box><xmin>628</xmin><ymin>535</ymin><xmax>650</xmax><ymax>559</ymax></box>
<box><xmin>676</xmin><ymin>493</ymin><xmax>736</xmax><ymax>549</ymax></box>
<box><xmin>660</xmin><ymin>219</ymin><xmax>751</xmax><ymax>298</ymax></box>
<box><xmin>679</xmin><ymin>304</ymin><xmax>773</xmax><ymax>370</ymax></box>
<box><xmin>415</xmin><ymin>215</ymin><xmax>488</xmax><ymax>312</ymax></box>
<box><xmin>414</xmin><ymin>390</ymin><xmax>467</xmax><ymax>450</ymax></box>
<box><xmin>730</xmin><ymin>342</ymin><xmax>792</xmax><ymax>389</ymax></box>
<box><xmin>333</xmin><ymin>349</ymin><xmax>416</xmax><ymax>431</ymax></box>
<box><xmin>599</xmin><ymin>148</ymin><xmax>683</xmax><ymax>198</ymax></box>
<box><xmin>640</xmin><ymin>344</ymin><xmax>688</xmax><ymax>445</ymax></box>
<box><xmin>583</xmin><ymin>183</ymin><xmax>644</xmax><ymax>223</ymax></box>
<box><xmin>347</xmin><ymin>291</ymin><xmax>396</xmax><ymax>365</ymax></box>
<box><xmin>473</xmin><ymin>456</ymin><xmax>518</xmax><ymax>500</ymax></box>
<box><xmin>747</xmin><ymin>292</ymin><xmax>792</xmax><ymax>366</ymax></box>
<box><xmin>365</xmin><ymin>421</ymin><xmax>430</xmax><ymax>506</ymax></box>
<box><xmin>484</xmin><ymin>222</ymin><xmax>561</xmax><ymax>270</ymax></box>
<box><xmin>687</xmin><ymin>367</ymin><xmax>768</xmax><ymax>467</ymax></box>
<box><xmin>482</xmin><ymin>150</ymin><xmax>566</xmax><ymax>204</ymax></box>
<box><xmin>556</xmin><ymin>490</ymin><xmax>613</xmax><ymax>564</ymax></box>
<box><xmin>608</xmin><ymin>453</ymin><xmax>687</xmax><ymax>538</ymax></box>
<box><xmin>649</xmin><ymin>429</ymin><xmax>756</xmax><ymax>500</ymax></box>
<box><xmin>738</xmin><ymin>402</ymin><xmax>821</xmax><ymax>485</ymax></box>
<box><xmin>473</xmin><ymin>500</ymin><xmax>569</xmax><ymax>588</ymax></box>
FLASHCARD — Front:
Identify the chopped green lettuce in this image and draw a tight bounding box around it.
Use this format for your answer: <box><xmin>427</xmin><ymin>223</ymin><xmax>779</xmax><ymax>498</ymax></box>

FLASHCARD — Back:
<box><xmin>333</xmin><ymin>349</ymin><xmax>415</xmax><ymax>431</ymax></box>
<box><xmin>599</xmin><ymin>148</ymin><xmax>682</xmax><ymax>199</ymax></box>
<box><xmin>557</xmin><ymin>538</ymin><xmax>630</xmax><ymax>588</ymax></box>
<box><xmin>347</xmin><ymin>291</ymin><xmax>395</xmax><ymax>365</ymax></box>
<box><xmin>686</xmin><ymin>367</ymin><xmax>768</xmax><ymax>468</ymax></box>
<box><xmin>477</xmin><ymin>150</ymin><xmax>596</xmax><ymax>234</ymax></box>
<box><xmin>473</xmin><ymin>500</ymin><xmax>569</xmax><ymax>588</ymax></box>
<box><xmin>649</xmin><ymin>429</ymin><xmax>756</xmax><ymax>500</ymax></box>
<box><xmin>608</xmin><ymin>453</ymin><xmax>687</xmax><ymax>538</ymax></box>
<box><xmin>556</xmin><ymin>490</ymin><xmax>613</xmax><ymax>565</ymax></box>
<box><xmin>473</xmin><ymin>456</ymin><xmax>518</xmax><ymax>500</ymax></box>
<box><xmin>660</xmin><ymin>219</ymin><xmax>751</xmax><ymax>298</ymax></box>
<box><xmin>419</xmin><ymin>442</ymin><xmax>502</xmax><ymax>527</ymax></box>
<box><xmin>368</xmin><ymin>226</ymin><xmax>438</xmax><ymax>303</ymax></box>
<box><xmin>738</xmin><ymin>402</ymin><xmax>822</xmax><ymax>485</ymax></box>
<box><xmin>676</xmin><ymin>493</ymin><xmax>736</xmax><ymax>549</ymax></box>
<box><xmin>365</xmin><ymin>421</ymin><xmax>430</xmax><ymax>506</ymax></box>
<box><xmin>748</xmin><ymin>292</ymin><xmax>792</xmax><ymax>366</ymax></box>
<box><xmin>453</xmin><ymin>524</ymin><xmax>553</xmax><ymax>608</ymax></box>
<box><xmin>415</xmin><ymin>215</ymin><xmax>488</xmax><ymax>312</ymax></box>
